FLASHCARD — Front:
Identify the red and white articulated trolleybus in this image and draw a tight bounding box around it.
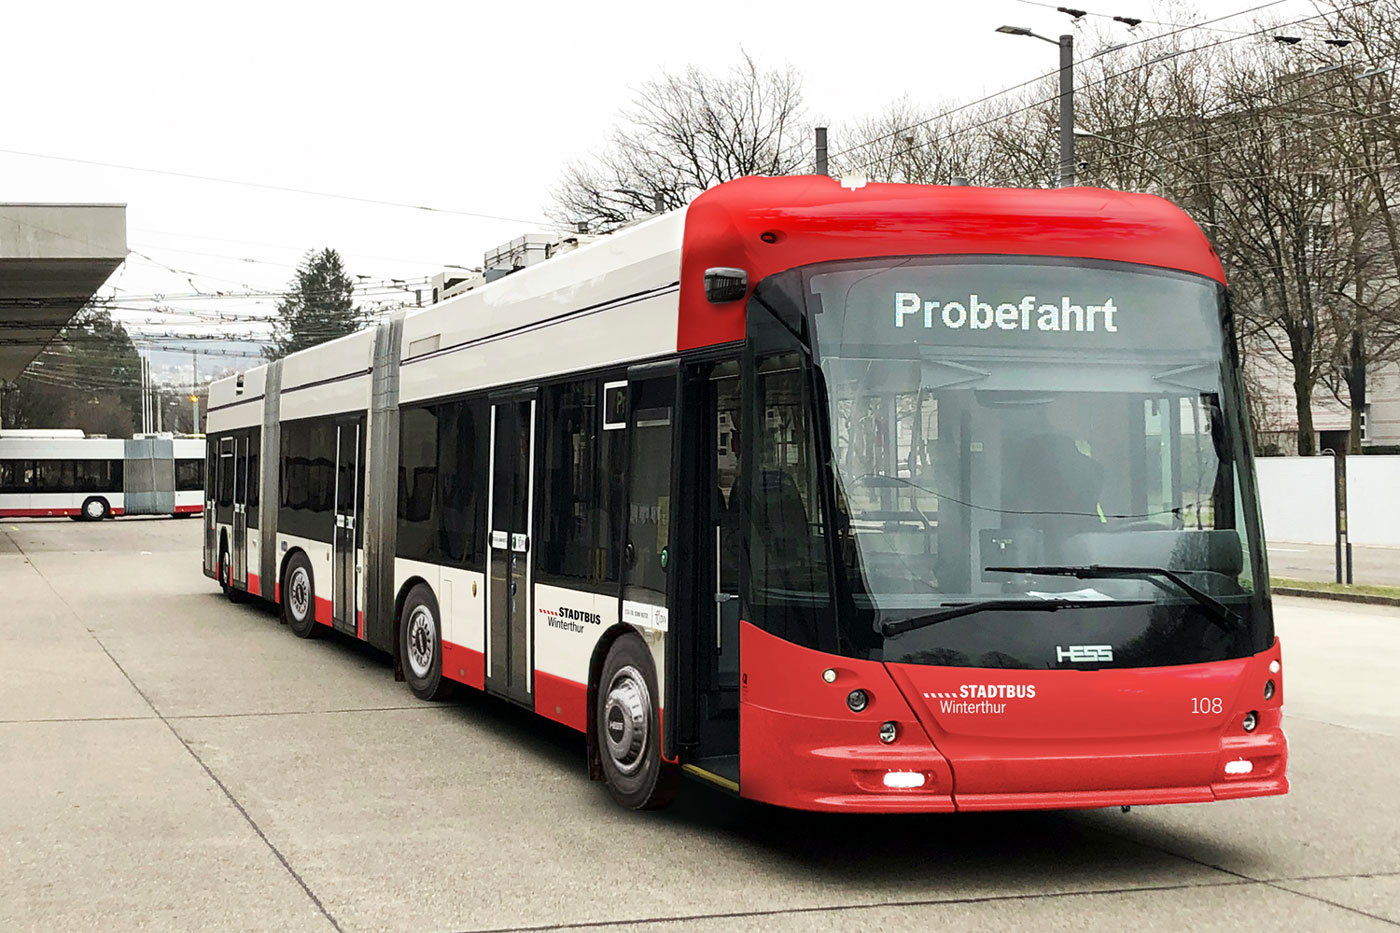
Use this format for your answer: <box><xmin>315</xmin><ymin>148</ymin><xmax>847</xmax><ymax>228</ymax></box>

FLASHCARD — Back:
<box><xmin>203</xmin><ymin>176</ymin><xmax>1286</xmax><ymax>811</ymax></box>
<box><xmin>0</xmin><ymin>430</ymin><xmax>205</xmax><ymax>520</ymax></box>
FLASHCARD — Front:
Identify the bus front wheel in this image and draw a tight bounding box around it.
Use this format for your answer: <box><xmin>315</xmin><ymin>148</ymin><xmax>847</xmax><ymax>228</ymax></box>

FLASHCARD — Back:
<box><xmin>596</xmin><ymin>634</ymin><xmax>678</xmax><ymax>810</ymax></box>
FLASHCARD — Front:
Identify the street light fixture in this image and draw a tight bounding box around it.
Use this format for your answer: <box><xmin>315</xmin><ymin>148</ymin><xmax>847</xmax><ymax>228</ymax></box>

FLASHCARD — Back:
<box><xmin>996</xmin><ymin>25</ymin><xmax>1075</xmax><ymax>186</ymax></box>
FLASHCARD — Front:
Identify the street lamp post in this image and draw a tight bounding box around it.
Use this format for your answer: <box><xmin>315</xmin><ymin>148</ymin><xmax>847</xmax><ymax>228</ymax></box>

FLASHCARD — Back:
<box><xmin>997</xmin><ymin>26</ymin><xmax>1076</xmax><ymax>187</ymax></box>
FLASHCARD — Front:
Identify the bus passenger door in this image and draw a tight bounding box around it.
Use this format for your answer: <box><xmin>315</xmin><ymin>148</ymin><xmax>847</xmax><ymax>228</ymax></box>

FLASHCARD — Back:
<box><xmin>332</xmin><ymin>421</ymin><xmax>361</xmax><ymax>636</ymax></box>
<box><xmin>203</xmin><ymin>443</ymin><xmax>217</xmax><ymax>575</ymax></box>
<box><xmin>231</xmin><ymin>435</ymin><xmax>248</xmax><ymax>589</ymax></box>
<box><xmin>673</xmin><ymin>360</ymin><xmax>741</xmax><ymax>787</ymax></box>
<box><xmin>485</xmin><ymin>397</ymin><xmax>535</xmax><ymax>706</ymax></box>
<box><xmin>619</xmin><ymin>368</ymin><xmax>682</xmax><ymax>763</ymax></box>
<box><xmin>216</xmin><ymin>438</ymin><xmax>234</xmax><ymax>582</ymax></box>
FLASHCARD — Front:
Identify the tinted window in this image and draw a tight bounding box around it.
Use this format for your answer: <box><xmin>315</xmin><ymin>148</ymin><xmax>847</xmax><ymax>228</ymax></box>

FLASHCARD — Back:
<box><xmin>439</xmin><ymin>400</ymin><xmax>487</xmax><ymax>569</ymax></box>
<box><xmin>280</xmin><ymin>417</ymin><xmax>338</xmax><ymax>540</ymax></box>
<box><xmin>217</xmin><ymin>449</ymin><xmax>235</xmax><ymax>507</ymax></box>
<box><xmin>539</xmin><ymin>380</ymin><xmax>622</xmax><ymax>586</ymax></box>
<box><xmin>176</xmin><ymin>459</ymin><xmax>204</xmax><ymax>491</ymax></box>
<box><xmin>398</xmin><ymin>406</ymin><xmax>439</xmax><ymax>562</ymax></box>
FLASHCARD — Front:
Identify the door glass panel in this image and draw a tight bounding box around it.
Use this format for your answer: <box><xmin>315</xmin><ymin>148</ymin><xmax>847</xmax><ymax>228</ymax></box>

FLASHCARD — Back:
<box><xmin>623</xmin><ymin>377</ymin><xmax>674</xmax><ymax>614</ymax></box>
<box><xmin>487</xmin><ymin>400</ymin><xmax>534</xmax><ymax>702</ymax></box>
<box><xmin>710</xmin><ymin>364</ymin><xmax>742</xmax><ymax>679</ymax></box>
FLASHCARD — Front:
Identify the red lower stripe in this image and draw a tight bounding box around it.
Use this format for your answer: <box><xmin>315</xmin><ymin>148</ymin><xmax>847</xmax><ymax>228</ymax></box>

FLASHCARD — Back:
<box><xmin>534</xmin><ymin>670</ymin><xmax>587</xmax><ymax>732</ymax></box>
<box><xmin>441</xmin><ymin>641</ymin><xmax>485</xmax><ymax>690</ymax></box>
<box><xmin>314</xmin><ymin>596</ymin><xmax>333</xmax><ymax>626</ymax></box>
<box><xmin>247</xmin><ymin>572</ymin><xmax>260</xmax><ymax>597</ymax></box>
<box><xmin>0</xmin><ymin>508</ymin><xmax>79</xmax><ymax>517</ymax></box>
<box><xmin>174</xmin><ymin>504</ymin><xmax>203</xmax><ymax>513</ymax></box>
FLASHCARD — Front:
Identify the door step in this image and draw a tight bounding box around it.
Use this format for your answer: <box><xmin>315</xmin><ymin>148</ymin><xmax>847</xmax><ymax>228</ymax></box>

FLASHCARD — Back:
<box><xmin>683</xmin><ymin>755</ymin><xmax>739</xmax><ymax>793</ymax></box>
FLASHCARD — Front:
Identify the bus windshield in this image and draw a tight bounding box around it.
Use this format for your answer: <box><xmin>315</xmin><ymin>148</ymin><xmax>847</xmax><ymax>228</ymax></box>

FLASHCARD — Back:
<box><xmin>742</xmin><ymin>256</ymin><xmax>1272</xmax><ymax>670</ymax></box>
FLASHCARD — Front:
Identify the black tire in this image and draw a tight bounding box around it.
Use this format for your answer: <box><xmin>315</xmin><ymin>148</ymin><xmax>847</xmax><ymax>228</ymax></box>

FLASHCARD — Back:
<box><xmin>218</xmin><ymin>546</ymin><xmax>231</xmax><ymax>597</ymax></box>
<box><xmin>80</xmin><ymin>497</ymin><xmax>109</xmax><ymax>521</ymax></box>
<box><xmin>596</xmin><ymin>634</ymin><xmax>678</xmax><ymax>810</ymax></box>
<box><xmin>281</xmin><ymin>551</ymin><xmax>319</xmax><ymax>638</ymax></box>
<box><xmin>400</xmin><ymin>584</ymin><xmax>454</xmax><ymax>701</ymax></box>
<box><xmin>219</xmin><ymin>546</ymin><xmax>246</xmax><ymax>603</ymax></box>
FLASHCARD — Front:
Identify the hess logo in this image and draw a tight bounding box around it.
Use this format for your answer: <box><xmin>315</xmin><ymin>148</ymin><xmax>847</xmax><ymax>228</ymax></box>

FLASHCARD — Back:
<box><xmin>1057</xmin><ymin>644</ymin><xmax>1114</xmax><ymax>663</ymax></box>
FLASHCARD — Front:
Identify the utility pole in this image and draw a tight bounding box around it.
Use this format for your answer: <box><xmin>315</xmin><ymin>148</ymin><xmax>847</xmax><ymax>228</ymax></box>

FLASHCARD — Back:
<box><xmin>1058</xmin><ymin>34</ymin><xmax>1075</xmax><ymax>187</ymax></box>
<box><xmin>140</xmin><ymin>356</ymin><xmax>148</xmax><ymax>434</ymax></box>
<box><xmin>191</xmin><ymin>351</ymin><xmax>199</xmax><ymax>434</ymax></box>
<box><xmin>996</xmin><ymin>23</ymin><xmax>1078</xmax><ymax>187</ymax></box>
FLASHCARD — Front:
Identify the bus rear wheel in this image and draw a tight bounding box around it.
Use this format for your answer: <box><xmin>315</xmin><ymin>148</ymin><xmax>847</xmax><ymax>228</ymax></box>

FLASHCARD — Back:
<box><xmin>400</xmin><ymin>584</ymin><xmax>454</xmax><ymax>701</ymax></box>
<box><xmin>596</xmin><ymin>634</ymin><xmax>678</xmax><ymax>810</ymax></box>
<box><xmin>219</xmin><ymin>547</ymin><xmax>245</xmax><ymax>603</ymax></box>
<box><xmin>80</xmin><ymin>497</ymin><xmax>109</xmax><ymax>521</ymax></box>
<box><xmin>282</xmin><ymin>552</ymin><xmax>319</xmax><ymax>638</ymax></box>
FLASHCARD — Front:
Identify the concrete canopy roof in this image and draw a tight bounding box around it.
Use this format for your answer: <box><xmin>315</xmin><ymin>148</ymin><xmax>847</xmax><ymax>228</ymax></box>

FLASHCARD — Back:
<box><xmin>0</xmin><ymin>204</ymin><xmax>128</xmax><ymax>381</ymax></box>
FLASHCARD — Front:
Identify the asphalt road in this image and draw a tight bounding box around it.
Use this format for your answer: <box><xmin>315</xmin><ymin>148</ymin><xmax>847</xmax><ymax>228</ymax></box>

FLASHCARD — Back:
<box><xmin>2</xmin><ymin>517</ymin><xmax>1397</xmax><ymax>932</ymax></box>
<box><xmin>1266</xmin><ymin>540</ymin><xmax>1400</xmax><ymax>588</ymax></box>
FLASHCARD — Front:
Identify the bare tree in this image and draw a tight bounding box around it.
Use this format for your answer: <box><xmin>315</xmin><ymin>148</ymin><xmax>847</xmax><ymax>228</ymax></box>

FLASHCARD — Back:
<box><xmin>549</xmin><ymin>53</ymin><xmax>809</xmax><ymax>232</ymax></box>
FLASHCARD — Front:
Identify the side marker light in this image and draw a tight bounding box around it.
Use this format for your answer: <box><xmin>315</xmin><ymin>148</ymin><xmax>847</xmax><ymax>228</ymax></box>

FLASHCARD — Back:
<box><xmin>822</xmin><ymin>668</ymin><xmax>837</xmax><ymax>683</ymax></box>
<box><xmin>1224</xmin><ymin>759</ymin><xmax>1254</xmax><ymax>775</ymax></box>
<box><xmin>883</xmin><ymin>771</ymin><xmax>926</xmax><ymax>789</ymax></box>
<box><xmin>1243</xmin><ymin>711</ymin><xmax>1258</xmax><ymax>732</ymax></box>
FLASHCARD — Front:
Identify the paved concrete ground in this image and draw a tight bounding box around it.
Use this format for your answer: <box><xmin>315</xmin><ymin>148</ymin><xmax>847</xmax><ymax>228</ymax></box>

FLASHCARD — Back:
<box><xmin>1267</xmin><ymin>540</ymin><xmax>1400</xmax><ymax>587</ymax></box>
<box><xmin>2</xmin><ymin>517</ymin><xmax>1397</xmax><ymax>932</ymax></box>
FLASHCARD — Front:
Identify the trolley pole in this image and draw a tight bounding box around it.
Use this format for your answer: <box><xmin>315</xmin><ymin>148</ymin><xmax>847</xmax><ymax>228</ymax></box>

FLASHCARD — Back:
<box><xmin>815</xmin><ymin>126</ymin><xmax>829</xmax><ymax>176</ymax></box>
<box><xmin>1058</xmin><ymin>34</ymin><xmax>1076</xmax><ymax>188</ymax></box>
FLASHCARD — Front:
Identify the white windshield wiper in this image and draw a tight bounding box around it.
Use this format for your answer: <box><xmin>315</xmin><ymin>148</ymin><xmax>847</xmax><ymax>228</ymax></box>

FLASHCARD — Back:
<box><xmin>881</xmin><ymin>597</ymin><xmax>1150</xmax><ymax>638</ymax></box>
<box><xmin>984</xmin><ymin>564</ymin><xmax>1244</xmax><ymax>634</ymax></box>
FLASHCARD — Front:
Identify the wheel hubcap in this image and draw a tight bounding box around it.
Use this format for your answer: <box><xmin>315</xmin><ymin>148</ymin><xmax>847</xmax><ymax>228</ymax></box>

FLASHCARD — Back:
<box><xmin>289</xmin><ymin>568</ymin><xmax>309</xmax><ymax>620</ymax></box>
<box><xmin>407</xmin><ymin>607</ymin><xmax>434</xmax><ymax>678</ymax></box>
<box><xmin>86</xmin><ymin>501</ymin><xmax>102</xmax><ymax>518</ymax></box>
<box><xmin>603</xmin><ymin>665</ymin><xmax>650</xmax><ymax>776</ymax></box>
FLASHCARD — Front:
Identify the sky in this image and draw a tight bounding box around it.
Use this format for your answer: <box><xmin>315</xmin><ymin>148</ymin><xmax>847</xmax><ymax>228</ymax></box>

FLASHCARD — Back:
<box><xmin>0</xmin><ymin>0</ymin><xmax>1321</xmax><ymax>381</ymax></box>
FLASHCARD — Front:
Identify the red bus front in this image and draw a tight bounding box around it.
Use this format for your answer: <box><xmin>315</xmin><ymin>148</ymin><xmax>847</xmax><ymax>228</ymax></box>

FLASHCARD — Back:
<box><xmin>675</xmin><ymin>178</ymin><xmax>1286</xmax><ymax>812</ymax></box>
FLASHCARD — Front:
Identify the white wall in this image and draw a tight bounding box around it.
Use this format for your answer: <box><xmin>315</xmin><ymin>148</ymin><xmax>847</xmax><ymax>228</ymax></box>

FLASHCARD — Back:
<box><xmin>1256</xmin><ymin>455</ymin><xmax>1400</xmax><ymax>547</ymax></box>
<box><xmin>1256</xmin><ymin>456</ymin><xmax>1337</xmax><ymax>545</ymax></box>
<box><xmin>1347</xmin><ymin>456</ymin><xmax>1400</xmax><ymax>548</ymax></box>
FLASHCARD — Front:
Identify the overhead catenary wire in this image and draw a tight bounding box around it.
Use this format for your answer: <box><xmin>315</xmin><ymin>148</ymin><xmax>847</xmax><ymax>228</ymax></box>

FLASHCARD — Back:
<box><xmin>0</xmin><ymin>147</ymin><xmax>561</xmax><ymax>228</ymax></box>
<box><xmin>858</xmin><ymin>0</ymin><xmax>1381</xmax><ymax>176</ymax></box>
<box><xmin>831</xmin><ymin>0</ymin><xmax>1295</xmax><ymax>164</ymax></box>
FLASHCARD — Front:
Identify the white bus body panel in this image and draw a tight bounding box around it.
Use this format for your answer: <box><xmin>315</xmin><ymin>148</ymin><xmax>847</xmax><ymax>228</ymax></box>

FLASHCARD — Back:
<box><xmin>399</xmin><ymin>213</ymin><xmax>684</xmax><ymax>403</ymax></box>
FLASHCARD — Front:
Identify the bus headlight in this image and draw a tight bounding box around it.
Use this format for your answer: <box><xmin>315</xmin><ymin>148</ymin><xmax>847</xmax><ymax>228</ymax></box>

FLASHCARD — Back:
<box><xmin>846</xmin><ymin>689</ymin><xmax>868</xmax><ymax>712</ymax></box>
<box><xmin>1243</xmin><ymin>711</ymin><xmax>1258</xmax><ymax>732</ymax></box>
<box><xmin>879</xmin><ymin>721</ymin><xmax>898</xmax><ymax>744</ymax></box>
<box><xmin>1264</xmin><ymin>679</ymin><xmax>1275</xmax><ymax>700</ymax></box>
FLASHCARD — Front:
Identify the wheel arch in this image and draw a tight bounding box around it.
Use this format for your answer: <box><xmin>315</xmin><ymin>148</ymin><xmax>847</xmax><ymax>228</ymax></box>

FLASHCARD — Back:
<box><xmin>585</xmin><ymin>623</ymin><xmax>645</xmax><ymax>781</ymax></box>
<box><xmin>277</xmin><ymin>545</ymin><xmax>308</xmax><ymax>605</ymax></box>
<box><xmin>392</xmin><ymin>576</ymin><xmax>433</xmax><ymax>683</ymax></box>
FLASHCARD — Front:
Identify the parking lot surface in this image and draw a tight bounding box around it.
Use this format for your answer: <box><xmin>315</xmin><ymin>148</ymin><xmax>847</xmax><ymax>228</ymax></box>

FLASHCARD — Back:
<box><xmin>2</xmin><ymin>518</ymin><xmax>1397</xmax><ymax>932</ymax></box>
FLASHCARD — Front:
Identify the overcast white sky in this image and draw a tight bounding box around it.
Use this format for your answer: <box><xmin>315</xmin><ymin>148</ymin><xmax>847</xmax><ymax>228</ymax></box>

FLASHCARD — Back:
<box><xmin>1</xmin><ymin>0</ymin><xmax>1318</xmax><ymax>374</ymax></box>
